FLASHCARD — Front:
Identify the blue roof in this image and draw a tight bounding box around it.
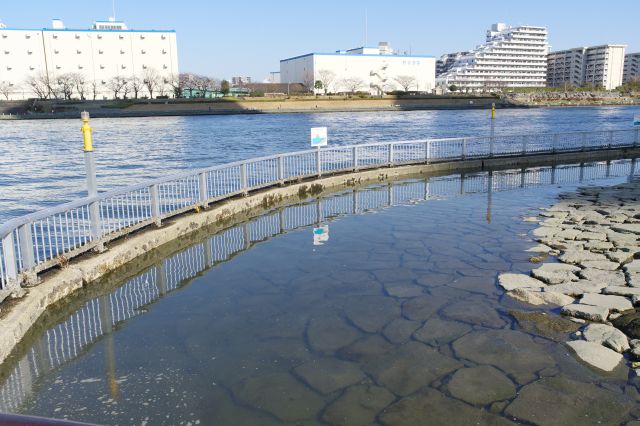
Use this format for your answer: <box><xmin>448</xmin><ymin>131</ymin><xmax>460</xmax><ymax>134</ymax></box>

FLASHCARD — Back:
<box><xmin>280</xmin><ymin>52</ymin><xmax>435</xmax><ymax>62</ymax></box>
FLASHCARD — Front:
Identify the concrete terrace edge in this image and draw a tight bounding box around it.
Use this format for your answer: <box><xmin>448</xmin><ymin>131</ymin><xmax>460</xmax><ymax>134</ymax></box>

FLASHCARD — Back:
<box><xmin>1</xmin><ymin>146</ymin><xmax>640</xmax><ymax>365</ymax></box>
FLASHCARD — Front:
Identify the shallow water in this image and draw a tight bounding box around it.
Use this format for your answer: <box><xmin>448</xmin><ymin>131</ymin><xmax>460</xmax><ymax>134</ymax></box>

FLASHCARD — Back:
<box><xmin>1</xmin><ymin>106</ymin><xmax>639</xmax><ymax>222</ymax></box>
<box><xmin>2</xmin><ymin>159</ymin><xmax>640</xmax><ymax>425</ymax></box>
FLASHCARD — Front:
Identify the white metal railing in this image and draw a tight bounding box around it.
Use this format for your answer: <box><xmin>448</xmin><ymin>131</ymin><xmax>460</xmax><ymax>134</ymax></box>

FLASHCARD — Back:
<box><xmin>1</xmin><ymin>128</ymin><xmax>639</xmax><ymax>293</ymax></box>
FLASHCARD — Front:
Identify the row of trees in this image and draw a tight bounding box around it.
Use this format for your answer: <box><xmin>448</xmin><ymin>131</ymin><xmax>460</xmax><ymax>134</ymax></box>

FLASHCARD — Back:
<box><xmin>310</xmin><ymin>69</ymin><xmax>420</xmax><ymax>95</ymax></box>
<box><xmin>20</xmin><ymin>68</ymin><xmax>169</xmax><ymax>100</ymax></box>
<box><xmin>10</xmin><ymin>71</ymin><xmax>233</xmax><ymax>101</ymax></box>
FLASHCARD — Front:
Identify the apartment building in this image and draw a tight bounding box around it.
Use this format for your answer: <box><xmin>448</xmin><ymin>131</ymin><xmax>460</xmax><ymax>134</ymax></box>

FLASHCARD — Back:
<box><xmin>547</xmin><ymin>45</ymin><xmax>626</xmax><ymax>90</ymax></box>
<box><xmin>0</xmin><ymin>18</ymin><xmax>178</xmax><ymax>100</ymax></box>
<box><xmin>623</xmin><ymin>52</ymin><xmax>640</xmax><ymax>83</ymax></box>
<box><xmin>436</xmin><ymin>51</ymin><xmax>468</xmax><ymax>76</ymax></box>
<box><xmin>436</xmin><ymin>23</ymin><xmax>549</xmax><ymax>91</ymax></box>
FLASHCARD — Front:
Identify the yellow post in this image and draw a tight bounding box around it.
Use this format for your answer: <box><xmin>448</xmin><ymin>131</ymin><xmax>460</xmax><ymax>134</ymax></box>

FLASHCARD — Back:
<box><xmin>81</xmin><ymin>110</ymin><xmax>93</xmax><ymax>152</ymax></box>
<box><xmin>491</xmin><ymin>103</ymin><xmax>496</xmax><ymax>120</ymax></box>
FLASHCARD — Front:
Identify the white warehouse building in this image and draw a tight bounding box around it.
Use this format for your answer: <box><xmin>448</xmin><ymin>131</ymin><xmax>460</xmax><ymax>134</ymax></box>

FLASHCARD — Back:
<box><xmin>280</xmin><ymin>42</ymin><xmax>436</xmax><ymax>95</ymax></box>
<box><xmin>0</xmin><ymin>18</ymin><xmax>178</xmax><ymax>100</ymax></box>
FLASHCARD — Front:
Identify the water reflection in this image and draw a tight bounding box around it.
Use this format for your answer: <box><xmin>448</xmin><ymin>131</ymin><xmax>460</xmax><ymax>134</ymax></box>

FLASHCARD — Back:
<box><xmin>1</xmin><ymin>158</ymin><xmax>639</xmax><ymax>418</ymax></box>
<box><xmin>1</xmin><ymin>106</ymin><xmax>639</xmax><ymax>222</ymax></box>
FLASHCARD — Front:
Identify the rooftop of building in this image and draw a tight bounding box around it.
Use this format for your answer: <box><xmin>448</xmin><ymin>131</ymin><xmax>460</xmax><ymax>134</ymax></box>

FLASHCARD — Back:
<box><xmin>550</xmin><ymin>44</ymin><xmax>627</xmax><ymax>54</ymax></box>
<box><xmin>281</xmin><ymin>42</ymin><xmax>434</xmax><ymax>62</ymax></box>
<box><xmin>0</xmin><ymin>18</ymin><xmax>175</xmax><ymax>33</ymax></box>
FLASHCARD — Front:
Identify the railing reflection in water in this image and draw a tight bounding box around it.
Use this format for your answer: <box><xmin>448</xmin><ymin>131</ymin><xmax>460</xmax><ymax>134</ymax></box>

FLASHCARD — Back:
<box><xmin>1</xmin><ymin>158</ymin><xmax>639</xmax><ymax>413</ymax></box>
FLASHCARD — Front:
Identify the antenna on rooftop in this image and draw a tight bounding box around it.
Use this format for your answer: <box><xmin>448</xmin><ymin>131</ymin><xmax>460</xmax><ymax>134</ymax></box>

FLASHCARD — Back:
<box><xmin>112</xmin><ymin>0</ymin><xmax>116</xmax><ymax>21</ymax></box>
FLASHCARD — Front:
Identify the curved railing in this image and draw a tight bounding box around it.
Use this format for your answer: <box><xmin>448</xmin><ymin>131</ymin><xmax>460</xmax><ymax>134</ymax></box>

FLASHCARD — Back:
<box><xmin>0</xmin><ymin>128</ymin><xmax>639</xmax><ymax>293</ymax></box>
<box><xmin>2</xmin><ymin>158</ymin><xmax>640</xmax><ymax>413</ymax></box>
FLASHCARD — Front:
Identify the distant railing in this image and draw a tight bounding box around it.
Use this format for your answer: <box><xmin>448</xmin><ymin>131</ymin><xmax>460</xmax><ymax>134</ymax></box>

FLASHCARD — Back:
<box><xmin>1</xmin><ymin>128</ymin><xmax>639</xmax><ymax>294</ymax></box>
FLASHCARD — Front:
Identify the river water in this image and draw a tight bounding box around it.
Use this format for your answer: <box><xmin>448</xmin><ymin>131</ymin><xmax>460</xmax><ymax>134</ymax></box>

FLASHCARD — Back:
<box><xmin>1</xmin><ymin>160</ymin><xmax>640</xmax><ymax>425</ymax></box>
<box><xmin>1</xmin><ymin>106</ymin><xmax>639</xmax><ymax>222</ymax></box>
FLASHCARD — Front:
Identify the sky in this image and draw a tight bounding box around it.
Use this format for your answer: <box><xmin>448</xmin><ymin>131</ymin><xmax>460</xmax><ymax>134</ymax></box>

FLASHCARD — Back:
<box><xmin>1</xmin><ymin>0</ymin><xmax>638</xmax><ymax>81</ymax></box>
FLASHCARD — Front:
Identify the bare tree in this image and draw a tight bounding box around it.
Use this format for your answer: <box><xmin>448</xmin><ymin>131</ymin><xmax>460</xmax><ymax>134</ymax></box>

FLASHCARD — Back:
<box><xmin>302</xmin><ymin>72</ymin><xmax>315</xmax><ymax>92</ymax></box>
<box><xmin>121</xmin><ymin>78</ymin><xmax>131</xmax><ymax>99</ymax></box>
<box><xmin>317</xmin><ymin>70</ymin><xmax>336</xmax><ymax>95</ymax></box>
<box><xmin>180</xmin><ymin>73</ymin><xmax>197</xmax><ymax>98</ymax></box>
<box><xmin>25</xmin><ymin>72</ymin><xmax>52</xmax><ymax>99</ymax></box>
<box><xmin>69</xmin><ymin>73</ymin><xmax>87</xmax><ymax>100</ymax></box>
<box><xmin>129</xmin><ymin>76</ymin><xmax>144</xmax><ymax>99</ymax></box>
<box><xmin>142</xmin><ymin>68</ymin><xmax>160</xmax><ymax>98</ymax></box>
<box><xmin>341</xmin><ymin>77</ymin><xmax>366</xmax><ymax>94</ymax></box>
<box><xmin>0</xmin><ymin>81</ymin><xmax>12</xmax><ymax>100</ymax></box>
<box><xmin>394</xmin><ymin>75</ymin><xmax>417</xmax><ymax>92</ymax></box>
<box><xmin>168</xmin><ymin>73</ymin><xmax>184</xmax><ymax>98</ymax></box>
<box><xmin>90</xmin><ymin>81</ymin><xmax>99</xmax><ymax>100</ymax></box>
<box><xmin>157</xmin><ymin>77</ymin><xmax>168</xmax><ymax>97</ymax></box>
<box><xmin>107</xmin><ymin>76</ymin><xmax>128</xmax><ymax>99</ymax></box>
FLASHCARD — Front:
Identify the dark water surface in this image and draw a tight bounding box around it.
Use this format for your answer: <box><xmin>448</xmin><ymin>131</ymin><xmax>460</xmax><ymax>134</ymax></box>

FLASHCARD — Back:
<box><xmin>2</xmin><ymin>160</ymin><xmax>640</xmax><ymax>425</ymax></box>
<box><xmin>1</xmin><ymin>106</ymin><xmax>639</xmax><ymax>222</ymax></box>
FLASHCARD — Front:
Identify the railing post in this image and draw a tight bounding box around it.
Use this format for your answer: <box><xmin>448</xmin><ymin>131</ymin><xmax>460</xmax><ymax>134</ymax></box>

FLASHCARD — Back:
<box><xmin>581</xmin><ymin>133</ymin><xmax>587</xmax><ymax>151</ymax></box>
<box><xmin>608</xmin><ymin>130</ymin><xmax>613</xmax><ymax>149</ymax></box>
<box><xmin>522</xmin><ymin>135</ymin><xmax>528</xmax><ymax>155</ymax></box>
<box><xmin>17</xmin><ymin>224</ymin><xmax>37</xmax><ymax>285</ymax></box>
<box><xmin>89</xmin><ymin>201</ymin><xmax>103</xmax><ymax>250</ymax></box>
<box><xmin>426</xmin><ymin>141</ymin><xmax>431</xmax><ymax>164</ymax></box>
<box><xmin>277</xmin><ymin>155</ymin><xmax>284</xmax><ymax>184</ymax></box>
<box><xmin>17</xmin><ymin>225</ymin><xmax>34</xmax><ymax>271</ymax></box>
<box><xmin>316</xmin><ymin>147</ymin><xmax>322</xmax><ymax>177</ymax></box>
<box><xmin>489</xmin><ymin>135</ymin><xmax>495</xmax><ymax>157</ymax></box>
<box><xmin>198</xmin><ymin>172</ymin><xmax>208</xmax><ymax>207</ymax></box>
<box><xmin>552</xmin><ymin>134</ymin><xmax>558</xmax><ymax>153</ymax></box>
<box><xmin>352</xmin><ymin>146</ymin><xmax>359</xmax><ymax>171</ymax></box>
<box><xmin>462</xmin><ymin>138</ymin><xmax>467</xmax><ymax>160</ymax></box>
<box><xmin>240</xmin><ymin>162</ymin><xmax>248</xmax><ymax>195</ymax></box>
<box><xmin>150</xmin><ymin>184</ymin><xmax>161</xmax><ymax>226</ymax></box>
<box><xmin>388</xmin><ymin>143</ymin><xmax>394</xmax><ymax>166</ymax></box>
<box><xmin>635</xmin><ymin>129</ymin><xmax>639</xmax><ymax>147</ymax></box>
<box><xmin>2</xmin><ymin>232</ymin><xmax>18</xmax><ymax>288</ymax></box>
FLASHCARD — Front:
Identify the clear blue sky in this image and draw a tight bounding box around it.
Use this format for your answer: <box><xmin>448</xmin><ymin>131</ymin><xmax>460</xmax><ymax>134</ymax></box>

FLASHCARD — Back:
<box><xmin>1</xmin><ymin>0</ymin><xmax>638</xmax><ymax>81</ymax></box>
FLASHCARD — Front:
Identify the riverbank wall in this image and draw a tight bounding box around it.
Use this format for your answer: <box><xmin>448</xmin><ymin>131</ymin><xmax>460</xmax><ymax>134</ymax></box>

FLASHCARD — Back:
<box><xmin>1</xmin><ymin>146</ymin><xmax>640</xmax><ymax>366</ymax></box>
<box><xmin>1</xmin><ymin>96</ymin><xmax>511</xmax><ymax>120</ymax></box>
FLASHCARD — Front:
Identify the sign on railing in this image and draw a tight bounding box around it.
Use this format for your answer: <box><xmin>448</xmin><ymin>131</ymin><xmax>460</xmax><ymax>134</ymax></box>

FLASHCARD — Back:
<box><xmin>1</xmin><ymin>128</ymin><xmax>639</xmax><ymax>294</ymax></box>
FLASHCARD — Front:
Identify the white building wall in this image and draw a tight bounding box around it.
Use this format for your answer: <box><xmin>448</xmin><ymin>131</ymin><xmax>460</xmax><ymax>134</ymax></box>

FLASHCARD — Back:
<box><xmin>0</xmin><ymin>23</ymin><xmax>178</xmax><ymax>100</ymax></box>
<box><xmin>280</xmin><ymin>51</ymin><xmax>436</xmax><ymax>95</ymax></box>
<box><xmin>0</xmin><ymin>30</ymin><xmax>47</xmax><ymax>99</ymax></box>
<box><xmin>600</xmin><ymin>45</ymin><xmax>625</xmax><ymax>90</ymax></box>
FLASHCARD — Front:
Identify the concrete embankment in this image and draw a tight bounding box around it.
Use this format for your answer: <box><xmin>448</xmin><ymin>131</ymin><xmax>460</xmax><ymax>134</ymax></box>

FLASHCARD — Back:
<box><xmin>2</xmin><ymin>147</ymin><xmax>640</xmax><ymax>366</ymax></box>
<box><xmin>0</xmin><ymin>96</ymin><xmax>510</xmax><ymax>120</ymax></box>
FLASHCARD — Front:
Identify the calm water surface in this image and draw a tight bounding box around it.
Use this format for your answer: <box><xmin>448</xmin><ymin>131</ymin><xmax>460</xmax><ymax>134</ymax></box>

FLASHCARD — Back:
<box><xmin>1</xmin><ymin>106</ymin><xmax>639</xmax><ymax>222</ymax></box>
<box><xmin>2</xmin><ymin>161</ymin><xmax>639</xmax><ymax>425</ymax></box>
